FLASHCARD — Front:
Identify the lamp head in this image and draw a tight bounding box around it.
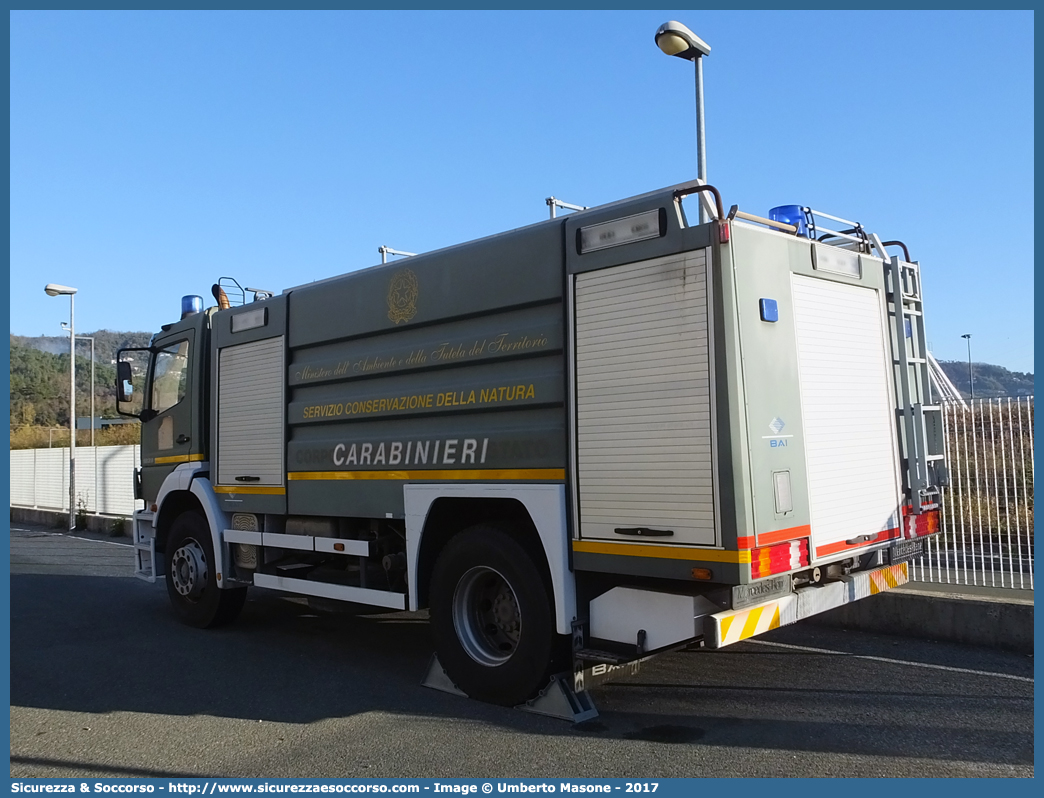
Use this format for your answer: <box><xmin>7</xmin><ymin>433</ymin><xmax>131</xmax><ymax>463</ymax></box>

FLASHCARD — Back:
<box><xmin>655</xmin><ymin>21</ymin><xmax>711</xmax><ymax>60</ymax></box>
<box><xmin>44</xmin><ymin>283</ymin><xmax>77</xmax><ymax>296</ymax></box>
<box><xmin>961</xmin><ymin>334</ymin><xmax>972</xmax><ymax>340</ymax></box>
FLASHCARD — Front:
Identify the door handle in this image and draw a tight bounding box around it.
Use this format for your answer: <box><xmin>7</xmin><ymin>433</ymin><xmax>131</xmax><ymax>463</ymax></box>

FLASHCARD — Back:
<box><xmin>177</xmin><ymin>434</ymin><xmax>191</xmax><ymax>444</ymax></box>
<box><xmin>614</xmin><ymin>527</ymin><xmax>674</xmax><ymax>537</ymax></box>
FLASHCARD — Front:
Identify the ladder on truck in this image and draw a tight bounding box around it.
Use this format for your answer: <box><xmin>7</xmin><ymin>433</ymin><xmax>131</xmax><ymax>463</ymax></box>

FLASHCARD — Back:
<box><xmin>872</xmin><ymin>233</ymin><xmax>946</xmax><ymax>514</ymax></box>
<box><xmin>791</xmin><ymin>207</ymin><xmax>946</xmax><ymax>515</ymax></box>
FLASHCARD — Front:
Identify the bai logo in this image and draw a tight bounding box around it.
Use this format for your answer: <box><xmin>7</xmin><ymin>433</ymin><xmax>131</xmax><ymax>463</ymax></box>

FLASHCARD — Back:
<box><xmin>766</xmin><ymin>417</ymin><xmax>792</xmax><ymax>448</ymax></box>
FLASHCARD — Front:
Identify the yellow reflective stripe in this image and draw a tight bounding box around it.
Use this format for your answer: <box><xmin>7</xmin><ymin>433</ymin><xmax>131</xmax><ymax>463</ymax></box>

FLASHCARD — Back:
<box><xmin>288</xmin><ymin>469</ymin><xmax>565</xmax><ymax>481</ymax></box>
<box><xmin>153</xmin><ymin>453</ymin><xmax>205</xmax><ymax>464</ymax></box>
<box><xmin>572</xmin><ymin>540</ymin><xmax>751</xmax><ymax>564</ymax></box>
<box><xmin>870</xmin><ymin>563</ymin><xmax>909</xmax><ymax>594</ymax></box>
<box><xmin>719</xmin><ymin>616</ymin><xmax>735</xmax><ymax>641</ymax></box>
<box><xmin>872</xmin><ymin>573</ymin><xmax>885</xmax><ymax>594</ymax></box>
<box><xmin>740</xmin><ymin>607</ymin><xmax>764</xmax><ymax>641</ymax></box>
<box><xmin>715</xmin><ymin>601</ymin><xmax>783</xmax><ymax>646</ymax></box>
<box><xmin>213</xmin><ymin>486</ymin><xmax>286</xmax><ymax>495</ymax></box>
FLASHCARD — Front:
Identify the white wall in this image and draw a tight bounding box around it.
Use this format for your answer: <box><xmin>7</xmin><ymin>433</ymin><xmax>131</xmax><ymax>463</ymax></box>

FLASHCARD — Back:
<box><xmin>9</xmin><ymin>445</ymin><xmax>142</xmax><ymax>517</ymax></box>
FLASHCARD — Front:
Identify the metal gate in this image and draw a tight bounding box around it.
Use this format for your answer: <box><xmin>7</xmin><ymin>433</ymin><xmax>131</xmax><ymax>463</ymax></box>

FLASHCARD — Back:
<box><xmin>911</xmin><ymin>397</ymin><xmax>1034</xmax><ymax>589</ymax></box>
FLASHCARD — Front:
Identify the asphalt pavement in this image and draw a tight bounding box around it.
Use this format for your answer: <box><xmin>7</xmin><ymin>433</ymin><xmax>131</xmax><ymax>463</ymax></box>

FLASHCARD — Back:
<box><xmin>9</xmin><ymin>523</ymin><xmax>1034</xmax><ymax>779</ymax></box>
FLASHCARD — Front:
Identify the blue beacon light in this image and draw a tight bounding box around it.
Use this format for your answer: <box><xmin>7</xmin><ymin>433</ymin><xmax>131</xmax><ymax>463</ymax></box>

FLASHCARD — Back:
<box><xmin>181</xmin><ymin>295</ymin><xmax>203</xmax><ymax>319</ymax></box>
<box><xmin>768</xmin><ymin>205</ymin><xmax>808</xmax><ymax>237</ymax></box>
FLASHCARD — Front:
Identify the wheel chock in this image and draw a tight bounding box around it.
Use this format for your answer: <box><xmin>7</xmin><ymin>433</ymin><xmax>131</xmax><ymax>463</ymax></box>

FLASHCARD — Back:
<box><xmin>517</xmin><ymin>674</ymin><xmax>599</xmax><ymax>723</ymax></box>
<box><xmin>421</xmin><ymin>656</ymin><xmax>599</xmax><ymax>722</ymax></box>
<box><xmin>421</xmin><ymin>654</ymin><xmax>468</xmax><ymax>697</ymax></box>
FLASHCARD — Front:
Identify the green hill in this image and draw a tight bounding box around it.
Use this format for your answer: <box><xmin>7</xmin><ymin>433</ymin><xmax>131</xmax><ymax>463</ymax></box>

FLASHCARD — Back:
<box><xmin>936</xmin><ymin>360</ymin><xmax>1034</xmax><ymax>400</ymax></box>
<box><xmin>11</xmin><ymin>330</ymin><xmax>152</xmax><ymax>364</ymax></box>
<box><xmin>9</xmin><ymin>331</ymin><xmax>151</xmax><ymax>428</ymax></box>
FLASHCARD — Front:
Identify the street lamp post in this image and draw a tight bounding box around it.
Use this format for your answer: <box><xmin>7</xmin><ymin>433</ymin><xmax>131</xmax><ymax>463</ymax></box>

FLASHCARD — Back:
<box><xmin>655</xmin><ymin>21</ymin><xmax>712</xmax><ymax>224</ymax></box>
<box><xmin>45</xmin><ymin>283</ymin><xmax>78</xmax><ymax>530</ymax></box>
<box><xmin>76</xmin><ymin>334</ymin><xmax>96</xmax><ymax>515</ymax></box>
<box><xmin>66</xmin><ymin>331</ymin><xmax>95</xmax><ymax>447</ymax></box>
<box><xmin>962</xmin><ymin>334</ymin><xmax>974</xmax><ymax>400</ymax></box>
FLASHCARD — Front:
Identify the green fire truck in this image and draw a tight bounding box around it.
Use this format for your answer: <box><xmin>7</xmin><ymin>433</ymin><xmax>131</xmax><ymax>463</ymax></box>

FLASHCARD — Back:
<box><xmin>119</xmin><ymin>180</ymin><xmax>946</xmax><ymax>714</ymax></box>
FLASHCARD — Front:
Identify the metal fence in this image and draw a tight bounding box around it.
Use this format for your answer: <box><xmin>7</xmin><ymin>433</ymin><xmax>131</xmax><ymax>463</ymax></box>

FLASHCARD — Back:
<box><xmin>910</xmin><ymin>397</ymin><xmax>1034</xmax><ymax>589</ymax></box>
<box><xmin>9</xmin><ymin>445</ymin><xmax>142</xmax><ymax>518</ymax></box>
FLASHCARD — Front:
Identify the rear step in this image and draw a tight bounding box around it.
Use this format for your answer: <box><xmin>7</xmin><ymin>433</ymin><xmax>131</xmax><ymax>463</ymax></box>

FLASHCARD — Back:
<box><xmin>133</xmin><ymin>509</ymin><xmax>157</xmax><ymax>583</ymax></box>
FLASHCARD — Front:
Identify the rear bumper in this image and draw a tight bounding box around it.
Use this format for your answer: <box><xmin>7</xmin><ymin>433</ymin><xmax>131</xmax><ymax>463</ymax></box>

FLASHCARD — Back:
<box><xmin>707</xmin><ymin>562</ymin><xmax>909</xmax><ymax>648</ymax></box>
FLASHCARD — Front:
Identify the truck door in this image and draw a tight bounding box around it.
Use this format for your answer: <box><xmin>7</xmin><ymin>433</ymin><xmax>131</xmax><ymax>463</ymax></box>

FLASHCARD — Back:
<box><xmin>138</xmin><ymin>328</ymin><xmax>204</xmax><ymax>501</ymax></box>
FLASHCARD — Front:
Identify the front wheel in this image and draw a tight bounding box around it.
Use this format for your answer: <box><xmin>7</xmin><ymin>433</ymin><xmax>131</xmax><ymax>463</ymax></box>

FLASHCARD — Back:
<box><xmin>165</xmin><ymin>511</ymin><xmax>246</xmax><ymax>628</ymax></box>
<box><xmin>429</xmin><ymin>525</ymin><xmax>566</xmax><ymax>706</ymax></box>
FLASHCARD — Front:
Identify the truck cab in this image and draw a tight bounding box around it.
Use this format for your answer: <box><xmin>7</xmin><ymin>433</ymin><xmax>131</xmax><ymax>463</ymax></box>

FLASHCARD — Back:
<box><xmin>119</xmin><ymin>308</ymin><xmax>209</xmax><ymax>501</ymax></box>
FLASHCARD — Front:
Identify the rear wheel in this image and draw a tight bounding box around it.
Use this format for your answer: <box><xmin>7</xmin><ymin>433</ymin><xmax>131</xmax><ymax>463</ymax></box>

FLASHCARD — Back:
<box><xmin>165</xmin><ymin>511</ymin><xmax>246</xmax><ymax>628</ymax></box>
<box><xmin>429</xmin><ymin>525</ymin><xmax>565</xmax><ymax>706</ymax></box>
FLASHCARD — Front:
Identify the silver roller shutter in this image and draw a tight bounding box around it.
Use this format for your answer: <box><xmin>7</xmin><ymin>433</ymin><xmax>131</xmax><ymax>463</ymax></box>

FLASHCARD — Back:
<box><xmin>217</xmin><ymin>336</ymin><xmax>285</xmax><ymax>486</ymax></box>
<box><xmin>575</xmin><ymin>250</ymin><xmax>716</xmax><ymax>546</ymax></box>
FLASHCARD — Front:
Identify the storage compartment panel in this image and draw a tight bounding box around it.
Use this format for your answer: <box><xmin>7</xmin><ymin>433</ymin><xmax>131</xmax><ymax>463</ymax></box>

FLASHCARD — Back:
<box><xmin>217</xmin><ymin>336</ymin><xmax>286</xmax><ymax>486</ymax></box>
<box><xmin>575</xmin><ymin>251</ymin><xmax>716</xmax><ymax>545</ymax></box>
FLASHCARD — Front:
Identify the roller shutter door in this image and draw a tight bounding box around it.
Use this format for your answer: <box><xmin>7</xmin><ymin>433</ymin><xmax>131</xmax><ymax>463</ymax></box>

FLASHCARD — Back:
<box><xmin>575</xmin><ymin>250</ymin><xmax>716</xmax><ymax>546</ymax></box>
<box><xmin>217</xmin><ymin>336</ymin><xmax>285</xmax><ymax>486</ymax></box>
<box><xmin>791</xmin><ymin>275</ymin><xmax>901</xmax><ymax>554</ymax></box>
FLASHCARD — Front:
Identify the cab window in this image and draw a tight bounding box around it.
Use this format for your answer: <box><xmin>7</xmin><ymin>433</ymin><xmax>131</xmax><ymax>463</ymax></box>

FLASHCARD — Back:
<box><xmin>151</xmin><ymin>341</ymin><xmax>190</xmax><ymax>414</ymax></box>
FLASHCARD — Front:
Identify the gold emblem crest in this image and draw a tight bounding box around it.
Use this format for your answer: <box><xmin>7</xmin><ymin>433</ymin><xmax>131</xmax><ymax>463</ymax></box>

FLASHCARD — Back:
<box><xmin>387</xmin><ymin>268</ymin><xmax>419</xmax><ymax>325</ymax></box>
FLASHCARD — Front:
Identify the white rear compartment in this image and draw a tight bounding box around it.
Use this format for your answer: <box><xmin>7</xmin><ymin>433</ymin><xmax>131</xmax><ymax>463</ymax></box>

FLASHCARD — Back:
<box><xmin>790</xmin><ymin>274</ymin><xmax>902</xmax><ymax>559</ymax></box>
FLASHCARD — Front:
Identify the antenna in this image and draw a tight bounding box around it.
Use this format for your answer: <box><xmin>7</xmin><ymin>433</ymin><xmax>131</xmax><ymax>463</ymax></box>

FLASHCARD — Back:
<box><xmin>379</xmin><ymin>246</ymin><xmax>417</xmax><ymax>264</ymax></box>
<box><xmin>546</xmin><ymin>197</ymin><xmax>588</xmax><ymax>219</ymax></box>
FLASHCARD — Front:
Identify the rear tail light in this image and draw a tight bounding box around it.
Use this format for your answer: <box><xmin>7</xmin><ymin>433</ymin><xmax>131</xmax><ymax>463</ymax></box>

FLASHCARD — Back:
<box><xmin>904</xmin><ymin>509</ymin><xmax>940</xmax><ymax>538</ymax></box>
<box><xmin>751</xmin><ymin>538</ymin><xmax>809</xmax><ymax>579</ymax></box>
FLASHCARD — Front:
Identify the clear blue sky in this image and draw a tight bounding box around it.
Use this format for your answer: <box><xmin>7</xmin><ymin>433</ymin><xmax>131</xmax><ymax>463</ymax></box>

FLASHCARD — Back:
<box><xmin>10</xmin><ymin>10</ymin><xmax>1034</xmax><ymax>372</ymax></box>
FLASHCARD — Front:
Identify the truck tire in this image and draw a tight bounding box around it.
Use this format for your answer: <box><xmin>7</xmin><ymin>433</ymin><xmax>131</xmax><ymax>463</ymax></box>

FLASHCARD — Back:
<box><xmin>165</xmin><ymin>511</ymin><xmax>246</xmax><ymax>629</ymax></box>
<box><xmin>429</xmin><ymin>525</ymin><xmax>565</xmax><ymax>706</ymax></box>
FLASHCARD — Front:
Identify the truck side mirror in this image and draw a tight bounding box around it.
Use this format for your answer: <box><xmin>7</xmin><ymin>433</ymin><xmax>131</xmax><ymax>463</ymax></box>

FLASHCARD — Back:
<box><xmin>117</xmin><ymin>361</ymin><xmax>134</xmax><ymax>403</ymax></box>
<box><xmin>116</xmin><ymin>347</ymin><xmax>151</xmax><ymax>419</ymax></box>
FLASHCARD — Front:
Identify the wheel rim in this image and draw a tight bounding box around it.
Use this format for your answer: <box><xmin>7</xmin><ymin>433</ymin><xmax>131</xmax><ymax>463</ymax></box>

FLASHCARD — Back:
<box><xmin>452</xmin><ymin>565</ymin><xmax>521</xmax><ymax>666</ymax></box>
<box><xmin>171</xmin><ymin>538</ymin><xmax>208</xmax><ymax>601</ymax></box>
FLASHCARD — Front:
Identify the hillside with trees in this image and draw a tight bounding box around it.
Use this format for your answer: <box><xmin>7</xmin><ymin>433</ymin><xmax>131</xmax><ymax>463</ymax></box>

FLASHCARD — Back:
<box><xmin>11</xmin><ymin>330</ymin><xmax>152</xmax><ymax>362</ymax></box>
<box><xmin>9</xmin><ymin>331</ymin><xmax>151</xmax><ymax>448</ymax></box>
<box><xmin>936</xmin><ymin>360</ymin><xmax>1034</xmax><ymax>399</ymax></box>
